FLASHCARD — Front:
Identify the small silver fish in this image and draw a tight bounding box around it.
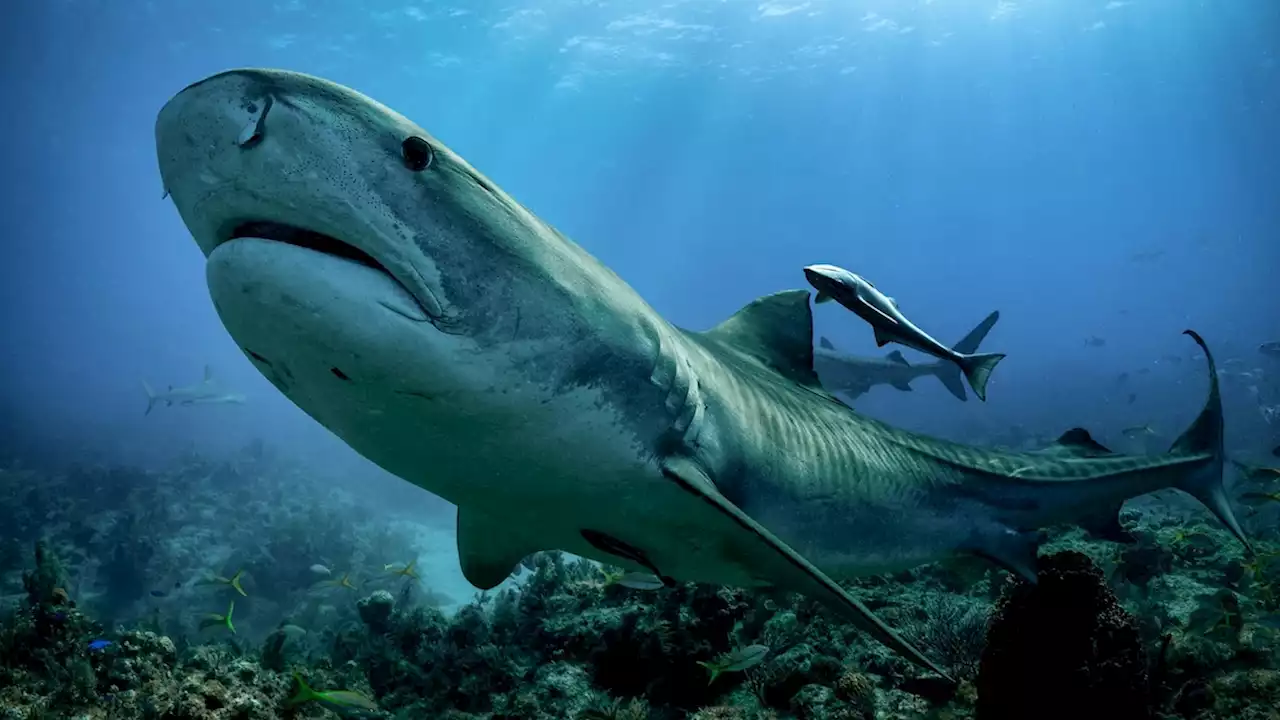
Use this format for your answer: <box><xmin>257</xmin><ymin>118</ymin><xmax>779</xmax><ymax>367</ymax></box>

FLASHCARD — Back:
<box><xmin>309</xmin><ymin>564</ymin><xmax>331</xmax><ymax>577</ymax></box>
<box><xmin>697</xmin><ymin>644</ymin><xmax>770</xmax><ymax>684</ymax></box>
<box><xmin>616</xmin><ymin>572</ymin><xmax>664</xmax><ymax>590</ymax></box>
<box><xmin>1121</xmin><ymin>424</ymin><xmax>1157</xmax><ymax>439</ymax></box>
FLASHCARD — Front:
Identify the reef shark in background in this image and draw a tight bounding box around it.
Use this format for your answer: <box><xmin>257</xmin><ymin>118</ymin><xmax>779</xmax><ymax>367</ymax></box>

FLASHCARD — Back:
<box><xmin>814</xmin><ymin>311</ymin><xmax>1001</xmax><ymax>402</ymax></box>
<box><xmin>142</xmin><ymin>365</ymin><xmax>246</xmax><ymax>415</ymax></box>
<box><xmin>155</xmin><ymin>69</ymin><xmax>1250</xmax><ymax>680</ymax></box>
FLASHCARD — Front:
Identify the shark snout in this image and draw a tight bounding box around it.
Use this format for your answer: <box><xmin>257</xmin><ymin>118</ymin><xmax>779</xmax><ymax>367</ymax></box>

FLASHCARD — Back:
<box><xmin>803</xmin><ymin>264</ymin><xmax>844</xmax><ymax>294</ymax></box>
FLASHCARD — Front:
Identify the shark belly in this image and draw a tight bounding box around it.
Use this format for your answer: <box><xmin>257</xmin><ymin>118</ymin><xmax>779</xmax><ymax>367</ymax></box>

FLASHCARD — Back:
<box><xmin>205</xmin><ymin>238</ymin><xmax>776</xmax><ymax>589</ymax></box>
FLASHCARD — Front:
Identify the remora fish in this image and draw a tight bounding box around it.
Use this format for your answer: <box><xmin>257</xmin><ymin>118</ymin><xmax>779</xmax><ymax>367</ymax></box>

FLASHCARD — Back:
<box><xmin>814</xmin><ymin>311</ymin><xmax>1000</xmax><ymax>402</ymax></box>
<box><xmin>804</xmin><ymin>264</ymin><xmax>1006</xmax><ymax>401</ymax></box>
<box><xmin>155</xmin><ymin>69</ymin><xmax>1249</xmax><ymax>680</ymax></box>
<box><xmin>142</xmin><ymin>365</ymin><xmax>247</xmax><ymax>415</ymax></box>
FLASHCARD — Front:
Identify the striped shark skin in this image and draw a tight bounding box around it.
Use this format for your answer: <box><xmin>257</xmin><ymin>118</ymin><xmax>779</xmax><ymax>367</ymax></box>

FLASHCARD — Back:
<box><xmin>155</xmin><ymin>68</ymin><xmax>1249</xmax><ymax>681</ymax></box>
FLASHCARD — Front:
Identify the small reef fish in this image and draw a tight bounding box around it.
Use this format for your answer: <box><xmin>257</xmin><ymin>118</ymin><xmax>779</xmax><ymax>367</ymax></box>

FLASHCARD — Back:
<box><xmin>612</xmin><ymin>572</ymin><xmax>665</xmax><ymax>590</ymax></box>
<box><xmin>1242</xmin><ymin>491</ymin><xmax>1280</xmax><ymax>505</ymax></box>
<box><xmin>1122</xmin><ymin>424</ymin><xmax>1158</xmax><ymax>440</ymax></box>
<box><xmin>803</xmin><ymin>264</ymin><xmax>1005</xmax><ymax>401</ymax></box>
<box><xmin>1231</xmin><ymin>460</ymin><xmax>1280</xmax><ymax>486</ymax></box>
<box><xmin>88</xmin><ymin>639</ymin><xmax>112</xmax><ymax>651</ymax></box>
<box><xmin>288</xmin><ymin>672</ymin><xmax>379</xmax><ymax>715</ymax></box>
<box><xmin>199</xmin><ymin>600</ymin><xmax>236</xmax><ymax>633</ymax></box>
<box><xmin>319</xmin><ymin>572</ymin><xmax>357</xmax><ymax>590</ymax></box>
<box><xmin>1259</xmin><ymin>341</ymin><xmax>1280</xmax><ymax>358</ymax></box>
<box><xmin>697</xmin><ymin>644</ymin><xmax>770</xmax><ymax>685</ymax></box>
<box><xmin>384</xmin><ymin>560</ymin><xmax>419</xmax><ymax>580</ymax></box>
<box><xmin>1085</xmin><ymin>336</ymin><xmax>1107</xmax><ymax>348</ymax></box>
<box><xmin>209</xmin><ymin>569</ymin><xmax>246</xmax><ymax>597</ymax></box>
<box><xmin>309</xmin><ymin>564</ymin><xmax>332</xmax><ymax>577</ymax></box>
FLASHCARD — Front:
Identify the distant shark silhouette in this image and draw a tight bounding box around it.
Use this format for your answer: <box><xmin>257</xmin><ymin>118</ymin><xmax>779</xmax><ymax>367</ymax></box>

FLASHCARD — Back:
<box><xmin>142</xmin><ymin>365</ymin><xmax>246</xmax><ymax>414</ymax></box>
<box><xmin>814</xmin><ymin>311</ymin><xmax>1001</xmax><ymax>402</ymax></box>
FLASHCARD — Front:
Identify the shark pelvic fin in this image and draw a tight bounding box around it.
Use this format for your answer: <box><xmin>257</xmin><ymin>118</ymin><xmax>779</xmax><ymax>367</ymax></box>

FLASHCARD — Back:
<box><xmin>886</xmin><ymin>350</ymin><xmax>909</xmax><ymax>366</ymax></box>
<box><xmin>703</xmin><ymin>290</ymin><xmax>821</xmax><ymax>388</ymax></box>
<box><xmin>658</xmin><ymin>455</ymin><xmax>954</xmax><ymax>682</ymax></box>
<box><xmin>890</xmin><ymin>380</ymin><xmax>914</xmax><ymax>392</ymax></box>
<box><xmin>968</xmin><ymin>525</ymin><xmax>1042</xmax><ymax>584</ymax></box>
<box><xmin>815</xmin><ymin>292</ymin><xmax>834</xmax><ymax>304</ymax></box>
<box><xmin>203</xmin><ymin>365</ymin><xmax>214</xmax><ymax>383</ymax></box>
<box><xmin>456</xmin><ymin>508</ymin><xmax>539</xmax><ymax>589</ymax></box>
<box><xmin>872</xmin><ymin>327</ymin><xmax>893</xmax><ymax>347</ymax></box>
<box><xmin>818</xmin><ymin>336</ymin><xmax>836</xmax><ymax>350</ymax></box>
<box><xmin>1170</xmin><ymin>330</ymin><xmax>1252</xmax><ymax>554</ymax></box>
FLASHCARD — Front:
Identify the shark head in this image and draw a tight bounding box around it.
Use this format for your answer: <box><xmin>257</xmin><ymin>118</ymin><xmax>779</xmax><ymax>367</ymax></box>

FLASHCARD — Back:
<box><xmin>803</xmin><ymin>264</ymin><xmax>867</xmax><ymax>306</ymax></box>
<box><xmin>155</xmin><ymin>69</ymin><xmax>655</xmax><ymax>503</ymax></box>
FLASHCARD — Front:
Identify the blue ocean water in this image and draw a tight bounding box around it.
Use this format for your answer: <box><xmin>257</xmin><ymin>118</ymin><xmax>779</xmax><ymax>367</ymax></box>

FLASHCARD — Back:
<box><xmin>0</xmin><ymin>1</ymin><xmax>1278</xmax><ymax>718</ymax></box>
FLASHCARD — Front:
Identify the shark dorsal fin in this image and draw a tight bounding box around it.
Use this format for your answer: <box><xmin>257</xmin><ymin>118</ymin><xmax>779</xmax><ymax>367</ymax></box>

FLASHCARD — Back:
<box><xmin>819</xmin><ymin>337</ymin><xmax>835</xmax><ymax>350</ymax></box>
<box><xmin>203</xmin><ymin>365</ymin><xmax>214</xmax><ymax>383</ymax></box>
<box><xmin>703</xmin><ymin>290</ymin><xmax>820</xmax><ymax>387</ymax></box>
<box><xmin>1053</xmin><ymin>428</ymin><xmax>1115</xmax><ymax>457</ymax></box>
<box><xmin>886</xmin><ymin>350</ymin><xmax>909</xmax><ymax>366</ymax></box>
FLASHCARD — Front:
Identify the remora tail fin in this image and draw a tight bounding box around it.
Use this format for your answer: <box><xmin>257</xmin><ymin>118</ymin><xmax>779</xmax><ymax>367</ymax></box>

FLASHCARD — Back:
<box><xmin>1170</xmin><ymin>330</ymin><xmax>1251</xmax><ymax>553</ymax></box>
<box><xmin>935</xmin><ymin>311</ymin><xmax>1001</xmax><ymax>401</ymax></box>
<box><xmin>142</xmin><ymin>381</ymin><xmax>157</xmax><ymax>415</ymax></box>
<box><xmin>955</xmin><ymin>352</ymin><xmax>1005</xmax><ymax>402</ymax></box>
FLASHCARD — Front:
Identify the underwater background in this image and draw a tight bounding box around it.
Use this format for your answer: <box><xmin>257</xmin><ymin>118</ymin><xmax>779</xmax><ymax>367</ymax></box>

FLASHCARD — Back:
<box><xmin>1</xmin><ymin>0</ymin><xmax>1279</xmax><ymax>718</ymax></box>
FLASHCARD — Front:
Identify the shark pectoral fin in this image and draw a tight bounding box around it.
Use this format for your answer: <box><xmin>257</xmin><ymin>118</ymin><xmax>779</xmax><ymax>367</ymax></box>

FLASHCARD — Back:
<box><xmin>872</xmin><ymin>327</ymin><xmax>894</xmax><ymax>348</ymax></box>
<box><xmin>866</xmin><ymin>303</ymin><xmax>899</xmax><ymax>328</ymax></box>
<box><xmin>968</xmin><ymin>525</ymin><xmax>1042</xmax><ymax>584</ymax></box>
<box><xmin>456</xmin><ymin>508</ymin><xmax>539</xmax><ymax>590</ymax></box>
<box><xmin>658</xmin><ymin>456</ymin><xmax>954</xmax><ymax>682</ymax></box>
<box><xmin>885</xmin><ymin>350</ymin><xmax>909</xmax><ymax>366</ymax></box>
<box><xmin>890</xmin><ymin>380</ymin><xmax>914</xmax><ymax>392</ymax></box>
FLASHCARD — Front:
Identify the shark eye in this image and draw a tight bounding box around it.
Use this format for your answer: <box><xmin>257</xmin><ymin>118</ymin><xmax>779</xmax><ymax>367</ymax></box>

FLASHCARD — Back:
<box><xmin>401</xmin><ymin>136</ymin><xmax>434</xmax><ymax>172</ymax></box>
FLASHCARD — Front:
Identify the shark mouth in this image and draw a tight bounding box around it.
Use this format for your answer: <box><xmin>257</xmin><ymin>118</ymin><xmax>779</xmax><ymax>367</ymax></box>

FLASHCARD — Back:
<box><xmin>228</xmin><ymin>221</ymin><xmax>383</xmax><ymax>273</ymax></box>
<box><xmin>224</xmin><ymin>221</ymin><xmax>441</xmax><ymax>323</ymax></box>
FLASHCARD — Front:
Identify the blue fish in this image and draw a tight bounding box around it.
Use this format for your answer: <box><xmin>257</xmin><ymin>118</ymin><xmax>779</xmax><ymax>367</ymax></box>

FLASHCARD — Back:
<box><xmin>150</xmin><ymin>590</ymin><xmax>167</xmax><ymax>598</ymax></box>
<box><xmin>88</xmin><ymin>639</ymin><xmax>112</xmax><ymax>651</ymax></box>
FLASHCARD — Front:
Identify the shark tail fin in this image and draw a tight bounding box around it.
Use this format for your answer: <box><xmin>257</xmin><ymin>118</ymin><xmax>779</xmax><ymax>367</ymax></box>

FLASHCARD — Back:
<box><xmin>952</xmin><ymin>310</ymin><xmax>1000</xmax><ymax>355</ymax></box>
<box><xmin>142</xmin><ymin>381</ymin><xmax>156</xmax><ymax>415</ymax></box>
<box><xmin>1169</xmin><ymin>330</ymin><xmax>1251</xmax><ymax>554</ymax></box>
<box><xmin>955</xmin><ymin>352</ymin><xmax>1005</xmax><ymax>402</ymax></box>
<box><xmin>937</xmin><ymin>311</ymin><xmax>1001</xmax><ymax>401</ymax></box>
<box><xmin>933</xmin><ymin>365</ymin><xmax>968</xmax><ymax>402</ymax></box>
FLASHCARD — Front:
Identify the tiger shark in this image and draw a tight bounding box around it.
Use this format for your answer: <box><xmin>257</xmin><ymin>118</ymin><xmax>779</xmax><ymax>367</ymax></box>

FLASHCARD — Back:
<box><xmin>814</xmin><ymin>311</ymin><xmax>1001</xmax><ymax>402</ymax></box>
<box><xmin>155</xmin><ymin>69</ymin><xmax>1249</xmax><ymax>680</ymax></box>
<box><xmin>142</xmin><ymin>365</ymin><xmax>246</xmax><ymax>414</ymax></box>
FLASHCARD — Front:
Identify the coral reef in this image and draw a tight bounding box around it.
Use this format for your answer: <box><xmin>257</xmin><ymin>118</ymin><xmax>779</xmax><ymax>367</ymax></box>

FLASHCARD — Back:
<box><xmin>1</xmin><ymin>449</ymin><xmax>1278</xmax><ymax>719</ymax></box>
<box><xmin>976</xmin><ymin>550</ymin><xmax>1150</xmax><ymax>720</ymax></box>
